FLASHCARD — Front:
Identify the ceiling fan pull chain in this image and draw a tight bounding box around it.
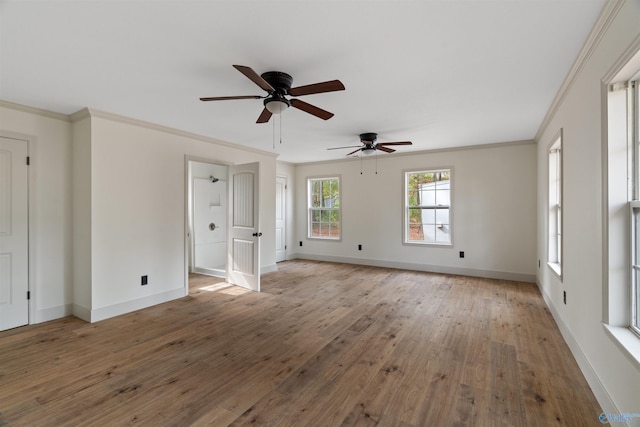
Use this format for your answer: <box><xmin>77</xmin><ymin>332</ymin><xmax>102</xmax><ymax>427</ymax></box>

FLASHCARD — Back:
<box><xmin>375</xmin><ymin>152</ymin><xmax>378</xmax><ymax>175</ymax></box>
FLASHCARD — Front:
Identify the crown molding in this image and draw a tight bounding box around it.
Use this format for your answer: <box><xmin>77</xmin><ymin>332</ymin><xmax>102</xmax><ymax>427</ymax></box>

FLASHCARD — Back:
<box><xmin>535</xmin><ymin>0</ymin><xmax>626</xmax><ymax>142</ymax></box>
<box><xmin>0</xmin><ymin>99</ymin><xmax>71</xmax><ymax>122</ymax></box>
<box><xmin>295</xmin><ymin>139</ymin><xmax>535</xmax><ymax>167</ymax></box>
<box><xmin>603</xmin><ymin>31</ymin><xmax>640</xmax><ymax>84</ymax></box>
<box><xmin>71</xmin><ymin>107</ymin><xmax>279</xmax><ymax>158</ymax></box>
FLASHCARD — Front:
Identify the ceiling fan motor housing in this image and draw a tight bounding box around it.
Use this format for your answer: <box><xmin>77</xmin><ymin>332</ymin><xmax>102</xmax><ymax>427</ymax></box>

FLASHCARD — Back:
<box><xmin>261</xmin><ymin>71</ymin><xmax>293</xmax><ymax>93</ymax></box>
<box><xmin>360</xmin><ymin>132</ymin><xmax>378</xmax><ymax>144</ymax></box>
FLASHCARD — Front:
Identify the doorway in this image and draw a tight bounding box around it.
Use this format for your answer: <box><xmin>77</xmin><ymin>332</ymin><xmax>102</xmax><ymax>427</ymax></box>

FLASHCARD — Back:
<box><xmin>188</xmin><ymin>160</ymin><xmax>228</xmax><ymax>278</ymax></box>
<box><xmin>275</xmin><ymin>175</ymin><xmax>287</xmax><ymax>263</ymax></box>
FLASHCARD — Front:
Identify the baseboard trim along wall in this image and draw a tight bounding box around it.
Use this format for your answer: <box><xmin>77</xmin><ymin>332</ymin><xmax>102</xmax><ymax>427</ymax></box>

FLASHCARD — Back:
<box><xmin>84</xmin><ymin>288</ymin><xmax>187</xmax><ymax>323</ymax></box>
<box><xmin>289</xmin><ymin>254</ymin><xmax>536</xmax><ymax>283</ymax></box>
<box><xmin>35</xmin><ymin>304</ymin><xmax>73</xmax><ymax>324</ymax></box>
<box><xmin>536</xmin><ymin>280</ymin><xmax>619</xmax><ymax>419</ymax></box>
<box><xmin>261</xmin><ymin>263</ymin><xmax>278</xmax><ymax>275</ymax></box>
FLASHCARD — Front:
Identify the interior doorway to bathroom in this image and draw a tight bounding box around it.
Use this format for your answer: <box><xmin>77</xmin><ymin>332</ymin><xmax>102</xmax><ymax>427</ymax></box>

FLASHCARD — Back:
<box><xmin>187</xmin><ymin>160</ymin><xmax>228</xmax><ymax>279</ymax></box>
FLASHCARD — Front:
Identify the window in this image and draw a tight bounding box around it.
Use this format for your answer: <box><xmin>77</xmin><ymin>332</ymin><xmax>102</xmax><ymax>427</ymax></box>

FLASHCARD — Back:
<box><xmin>404</xmin><ymin>169</ymin><xmax>451</xmax><ymax>245</ymax></box>
<box><xmin>630</xmin><ymin>80</ymin><xmax>640</xmax><ymax>336</ymax></box>
<box><xmin>307</xmin><ymin>177</ymin><xmax>340</xmax><ymax>239</ymax></box>
<box><xmin>604</xmin><ymin>46</ymin><xmax>640</xmax><ymax>362</ymax></box>
<box><xmin>548</xmin><ymin>132</ymin><xmax>562</xmax><ymax>277</ymax></box>
<box><xmin>631</xmin><ymin>201</ymin><xmax>640</xmax><ymax>334</ymax></box>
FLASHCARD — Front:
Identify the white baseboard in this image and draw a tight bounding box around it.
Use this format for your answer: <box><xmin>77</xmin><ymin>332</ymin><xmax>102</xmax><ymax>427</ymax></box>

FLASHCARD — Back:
<box><xmin>289</xmin><ymin>253</ymin><xmax>536</xmax><ymax>283</ymax></box>
<box><xmin>72</xmin><ymin>303</ymin><xmax>91</xmax><ymax>322</ymax></box>
<box><xmin>536</xmin><ymin>281</ymin><xmax>620</xmax><ymax>421</ymax></box>
<box><xmin>261</xmin><ymin>263</ymin><xmax>278</xmax><ymax>274</ymax></box>
<box><xmin>33</xmin><ymin>304</ymin><xmax>73</xmax><ymax>324</ymax></box>
<box><xmin>88</xmin><ymin>288</ymin><xmax>187</xmax><ymax>323</ymax></box>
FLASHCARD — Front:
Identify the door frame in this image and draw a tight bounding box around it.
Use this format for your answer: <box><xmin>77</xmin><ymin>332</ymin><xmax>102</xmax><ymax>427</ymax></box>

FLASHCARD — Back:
<box><xmin>184</xmin><ymin>155</ymin><xmax>232</xmax><ymax>294</ymax></box>
<box><xmin>0</xmin><ymin>131</ymin><xmax>33</xmax><ymax>327</ymax></box>
<box><xmin>275</xmin><ymin>175</ymin><xmax>287</xmax><ymax>262</ymax></box>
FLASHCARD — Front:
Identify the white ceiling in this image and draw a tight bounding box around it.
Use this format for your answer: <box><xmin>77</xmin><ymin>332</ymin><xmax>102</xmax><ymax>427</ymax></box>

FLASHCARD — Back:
<box><xmin>0</xmin><ymin>0</ymin><xmax>605</xmax><ymax>163</ymax></box>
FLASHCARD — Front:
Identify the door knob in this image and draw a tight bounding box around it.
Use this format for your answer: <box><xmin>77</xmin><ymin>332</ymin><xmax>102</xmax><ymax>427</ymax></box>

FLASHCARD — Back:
<box><xmin>252</xmin><ymin>232</ymin><xmax>263</xmax><ymax>237</ymax></box>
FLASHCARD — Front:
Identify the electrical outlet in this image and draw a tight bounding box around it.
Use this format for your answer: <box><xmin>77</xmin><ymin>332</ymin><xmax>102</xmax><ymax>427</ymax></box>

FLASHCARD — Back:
<box><xmin>459</xmin><ymin>251</ymin><xmax>464</xmax><ymax>258</ymax></box>
<box><xmin>299</xmin><ymin>241</ymin><xmax>303</xmax><ymax>247</ymax></box>
<box><xmin>358</xmin><ymin>244</ymin><xmax>362</xmax><ymax>251</ymax></box>
<box><xmin>141</xmin><ymin>275</ymin><xmax>148</xmax><ymax>286</ymax></box>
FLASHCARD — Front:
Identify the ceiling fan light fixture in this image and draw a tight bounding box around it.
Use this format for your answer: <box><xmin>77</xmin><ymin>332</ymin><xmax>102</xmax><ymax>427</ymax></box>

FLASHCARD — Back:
<box><xmin>265</xmin><ymin>98</ymin><xmax>290</xmax><ymax>114</ymax></box>
<box><xmin>362</xmin><ymin>147</ymin><xmax>376</xmax><ymax>156</ymax></box>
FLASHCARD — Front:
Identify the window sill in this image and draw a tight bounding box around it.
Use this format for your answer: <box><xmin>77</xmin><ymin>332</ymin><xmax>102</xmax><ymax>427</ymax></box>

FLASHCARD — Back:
<box><xmin>403</xmin><ymin>241</ymin><xmax>452</xmax><ymax>248</ymax></box>
<box><xmin>603</xmin><ymin>324</ymin><xmax>640</xmax><ymax>371</ymax></box>
<box><xmin>547</xmin><ymin>262</ymin><xmax>562</xmax><ymax>280</ymax></box>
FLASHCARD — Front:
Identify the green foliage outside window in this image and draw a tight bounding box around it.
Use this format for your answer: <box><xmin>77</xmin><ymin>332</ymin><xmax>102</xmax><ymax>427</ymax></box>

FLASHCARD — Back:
<box><xmin>308</xmin><ymin>177</ymin><xmax>340</xmax><ymax>238</ymax></box>
<box><xmin>406</xmin><ymin>171</ymin><xmax>450</xmax><ymax>223</ymax></box>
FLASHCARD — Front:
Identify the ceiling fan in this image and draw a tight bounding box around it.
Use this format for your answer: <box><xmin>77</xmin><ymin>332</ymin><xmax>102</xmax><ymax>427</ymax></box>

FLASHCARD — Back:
<box><xmin>329</xmin><ymin>133</ymin><xmax>413</xmax><ymax>156</ymax></box>
<box><xmin>200</xmin><ymin>65</ymin><xmax>345</xmax><ymax>123</ymax></box>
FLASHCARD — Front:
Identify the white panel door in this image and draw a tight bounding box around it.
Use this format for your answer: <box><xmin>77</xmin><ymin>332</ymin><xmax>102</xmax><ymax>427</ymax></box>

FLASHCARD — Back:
<box><xmin>0</xmin><ymin>137</ymin><xmax>29</xmax><ymax>331</ymax></box>
<box><xmin>227</xmin><ymin>162</ymin><xmax>260</xmax><ymax>291</ymax></box>
<box><xmin>275</xmin><ymin>176</ymin><xmax>286</xmax><ymax>263</ymax></box>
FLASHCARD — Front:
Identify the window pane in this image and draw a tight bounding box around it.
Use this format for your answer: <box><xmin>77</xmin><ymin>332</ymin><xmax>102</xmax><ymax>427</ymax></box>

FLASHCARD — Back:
<box><xmin>436</xmin><ymin>224</ymin><xmax>450</xmax><ymax>244</ymax></box>
<box><xmin>436</xmin><ymin>189</ymin><xmax>450</xmax><ymax>206</ymax></box>
<box><xmin>423</xmin><ymin>223</ymin><xmax>436</xmax><ymax>242</ymax></box>
<box><xmin>435</xmin><ymin>208</ymin><xmax>449</xmax><ymax>225</ymax></box>
<box><xmin>307</xmin><ymin>177</ymin><xmax>340</xmax><ymax>239</ymax></box>
<box><xmin>635</xmin><ymin>208</ymin><xmax>640</xmax><ymax>266</ymax></box>
<box><xmin>405</xmin><ymin>169</ymin><xmax>451</xmax><ymax>245</ymax></box>
<box><xmin>423</xmin><ymin>208</ymin><xmax>436</xmax><ymax>222</ymax></box>
<box><xmin>421</xmin><ymin>189</ymin><xmax>436</xmax><ymax>206</ymax></box>
<box><xmin>634</xmin><ymin>268</ymin><xmax>640</xmax><ymax>329</ymax></box>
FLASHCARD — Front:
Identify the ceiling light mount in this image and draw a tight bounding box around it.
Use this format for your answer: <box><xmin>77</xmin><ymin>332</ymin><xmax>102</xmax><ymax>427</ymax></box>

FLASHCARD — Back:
<box><xmin>264</xmin><ymin>96</ymin><xmax>291</xmax><ymax>114</ymax></box>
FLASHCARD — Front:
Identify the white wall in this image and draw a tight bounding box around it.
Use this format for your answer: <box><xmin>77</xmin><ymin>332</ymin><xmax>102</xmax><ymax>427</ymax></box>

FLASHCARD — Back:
<box><xmin>0</xmin><ymin>102</ymin><xmax>73</xmax><ymax>323</ymax></box>
<box><xmin>0</xmin><ymin>102</ymin><xmax>278</xmax><ymax>325</ymax></box>
<box><xmin>73</xmin><ymin>109</ymin><xmax>277</xmax><ymax>321</ymax></box>
<box><xmin>536</xmin><ymin>0</ymin><xmax>640</xmax><ymax>421</ymax></box>
<box><xmin>293</xmin><ymin>141</ymin><xmax>537</xmax><ymax>282</ymax></box>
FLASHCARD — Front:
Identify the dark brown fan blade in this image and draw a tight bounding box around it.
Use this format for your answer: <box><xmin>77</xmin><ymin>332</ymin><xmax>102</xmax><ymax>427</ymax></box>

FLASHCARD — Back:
<box><xmin>377</xmin><ymin>141</ymin><xmax>413</xmax><ymax>146</ymax></box>
<box><xmin>256</xmin><ymin>108</ymin><xmax>272</xmax><ymax>123</ymax></box>
<box><xmin>346</xmin><ymin>148</ymin><xmax>362</xmax><ymax>156</ymax></box>
<box><xmin>200</xmin><ymin>95</ymin><xmax>263</xmax><ymax>101</ymax></box>
<box><xmin>327</xmin><ymin>145</ymin><xmax>362</xmax><ymax>150</ymax></box>
<box><xmin>376</xmin><ymin>145</ymin><xmax>396</xmax><ymax>153</ymax></box>
<box><xmin>233</xmin><ymin>65</ymin><xmax>274</xmax><ymax>92</ymax></box>
<box><xmin>290</xmin><ymin>99</ymin><xmax>334</xmax><ymax>120</ymax></box>
<box><xmin>289</xmin><ymin>80</ymin><xmax>345</xmax><ymax>97</ymax></box>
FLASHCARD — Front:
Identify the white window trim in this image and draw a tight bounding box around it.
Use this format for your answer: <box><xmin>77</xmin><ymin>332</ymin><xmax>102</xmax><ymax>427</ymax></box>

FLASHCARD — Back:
<box><xmin>603</xmin><ymin>40</ymin><xmax>640</xmax><ymax>368</ymax></box>
<box><xmin>547</xmin><ymin>130</ymin><xmax>563</xmax><ymax>280</ymax></box>
<box><xmin>630</xmin><ymin>201</ymin><xmax>640</xmax><ymax>337</ymax></box>
<box><xmin>630</xmin><ymin>78</ymin><xmax>640</xmax><ymax>338</ymax></box>
<box><xmin>306</xmin><ymin>175</ymin><xmax>341</xmax><ymax>241</ymax></box>
<box><xmin>403</xmin><ymin>168</ymin><xmax>453</xmax><ymax>247</ymax></box>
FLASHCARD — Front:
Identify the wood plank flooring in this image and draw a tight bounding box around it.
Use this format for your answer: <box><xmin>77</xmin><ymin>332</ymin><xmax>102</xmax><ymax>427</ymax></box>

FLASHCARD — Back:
<box><xmin>0</xmin><ymin>260</ymin><xmax>602</xmax><ymax>426</ymax></box>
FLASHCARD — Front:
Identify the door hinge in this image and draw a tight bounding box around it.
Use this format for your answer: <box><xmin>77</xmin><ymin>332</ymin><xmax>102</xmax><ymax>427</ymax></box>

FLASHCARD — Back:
<box><xmin>26</xmin><ymin>156</ymin><xmax>30</xmax><ymax>165</ymax></box>
<box><xmin>27</xmin><ymin>291</ymin><xmax>31</xmax><ymax>300</ymax></box>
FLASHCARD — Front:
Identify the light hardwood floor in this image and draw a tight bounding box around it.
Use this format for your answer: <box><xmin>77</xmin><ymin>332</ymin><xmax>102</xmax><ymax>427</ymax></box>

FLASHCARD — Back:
<box><xmin>0</xmin><ymin>260</ymin><xmax>601</xmax><ymax>426</ymax></box>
